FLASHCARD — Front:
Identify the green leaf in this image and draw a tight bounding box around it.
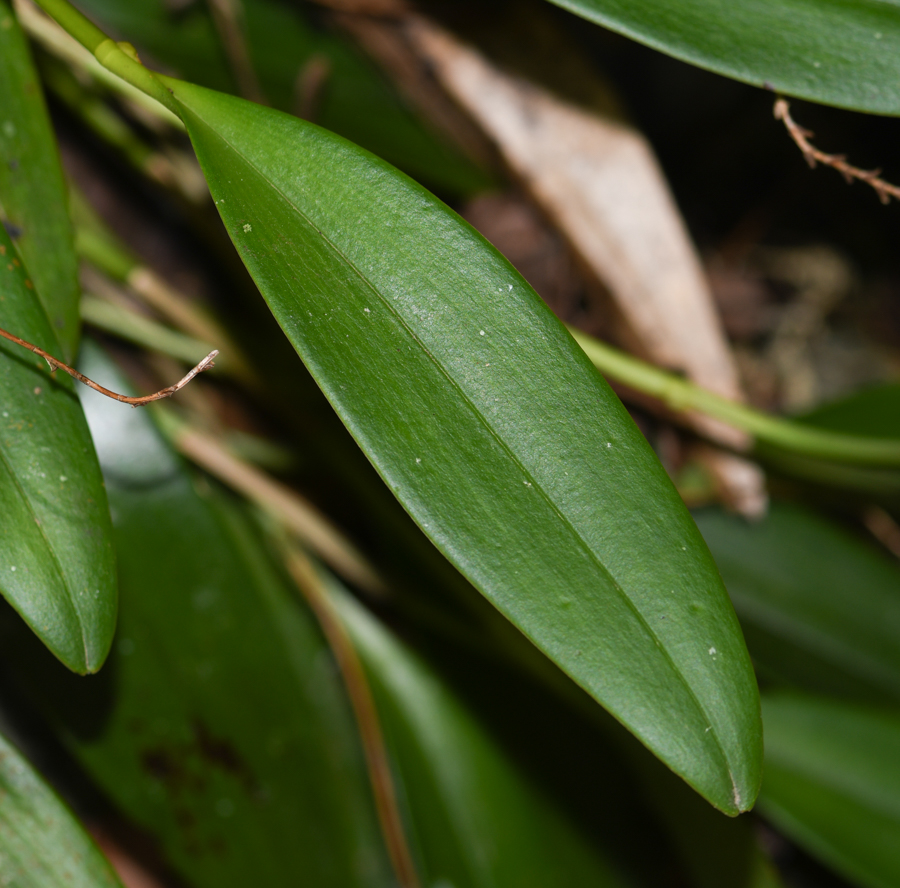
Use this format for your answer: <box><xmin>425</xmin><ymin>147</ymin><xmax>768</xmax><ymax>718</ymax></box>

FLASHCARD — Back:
<box><xmin>336</xmin><ymin>584</ymin><xmax>628</xmax><ymax>888</ymax></box>
<box><xmin>798</xmin><ymin>383</ymin><xmax>900</xmax><ymax>439</ymax></box>
<box><xmin>0</xmin><ymin>0</ymin><xmax>80</xmax><ymax>360</ymax></box>
<box><xmin>166</xmin><ymin>81</ymin><xmax>761</xmax><ymax>814</ymax></box>
<box><xmin>19</xmin><ymin>341</ymin><xmax>392</xmax><ymax>886</ymax></box>
<box><xmin>74</xmin><ymin>0</ymin><xmax>489</xmax><ymax>195</ymax></box>
<box><xmin>0</xmin><ymin>226</ymin><xmax>115</xmax><ymax>673</ymax></box>
<box><xmin>695</xmin><ymin>502</ymin><xmax>900</xmax><ymax>706</ymax></box>
<box><xmin>0</xmin><ymin>729</ymin><xmax>124</xmax><ymax>888</ymax></box>
<box><xmin>760</xmin><ymin>693</ymin><xmax>900</xmax><ymax>888</ymax></box>
<box><xmin>544</xmin><ymin>0</ymin><xmax>900</xmax><ymax>115</ymax></box>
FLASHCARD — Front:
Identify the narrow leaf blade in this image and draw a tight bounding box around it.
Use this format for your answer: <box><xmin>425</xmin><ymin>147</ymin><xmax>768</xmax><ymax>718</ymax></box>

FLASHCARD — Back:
<box><xmin>167</xmin><ymin>81</ymin><xmax>761</xmax><ymax>813</ymax></box>
<box><xmin>544</xmin><ymin>0</ymin><xmax>900</xmax><ymax>116</ymax></box>
<box><xmin>0</xmin><ymin>729</ymin><xmax>124</xmax><ymax>888</ymax></box>
<box><xmin>0</xmin><ymin>226</ymin><xmax>116</xmax><ymax>673</ymax></box>
<box><xmin>18</xmin><ymin>342</ymin><xmax>394</xmax><ymax>887</ymax></box>
<box><xmin>798</xmin><ymin>383</ymin><xmax>900</xmax><ymax>439</ymax></box>
<box><xmin>0</xmin><ymin>0</ymin><xmax>81</xmax><ymax>360</ymax></box>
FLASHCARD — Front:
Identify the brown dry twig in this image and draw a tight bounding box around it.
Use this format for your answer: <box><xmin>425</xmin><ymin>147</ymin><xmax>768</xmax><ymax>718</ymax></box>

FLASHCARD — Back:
<box><xmin>170</xmin><ymin>421</ymin><xmax>385</xmax><ymax>595</ymax></box>
<box><xmin>305</xmin><ymin>0</ymin><xmax>408</xmax><ymax>16</ymax></box>
<box><xmin>283</xmin><ymin>545</ymin><xmax>421</xmax><ymax>888</ymax></box>
<box><xmin>0</xmin><ymin>326</ymin><xmax>218</xmax><ymax>406</ymax></box>
<box><xmin>774</xmin><ymin>98</ymin><xmax>900</xmax><ymax>205</ymax></box>
<box><xmin>205</xmin><ymin>0</ymin><xmax>268</xmax><ymax>105</ymax></box>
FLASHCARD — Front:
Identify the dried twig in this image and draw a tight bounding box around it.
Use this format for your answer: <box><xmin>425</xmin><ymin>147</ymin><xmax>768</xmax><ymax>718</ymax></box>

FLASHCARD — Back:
<box><xmin>168</xmin><ymin>419</ymin><xmax>386</xmax><ymax>595</ymax></box>
<box><xmin>863</xmin><ymin>506</ymin><xmax>900</xmax><ymax>560</ymax></box>
<box><xmin>283</xmin><ymin>544</ymin><xmax>421</xmax><ymax>888</ymax></box>
<box><xmin>0</xmin><ymin>326</ymin><xmax>217</xmax><ymax>406</ymax></box>
<box><xmin>294</xmin><ymin>53</ymin><xmax>331</xmax><ymax>121</ymax></box>
<box><xmin>304</xmin><ymin>0</ymin><xmax>408</xmax><ymax>16</ymax></box>
<box><xmin>774</xmin><ymin>98</ymin><xmax>900</xmax><ymax>205</ymax></box>
<box><xmin>205</xmin><ymin>0</ymin><xmax>268</xmax><ymax>105</ymax></box>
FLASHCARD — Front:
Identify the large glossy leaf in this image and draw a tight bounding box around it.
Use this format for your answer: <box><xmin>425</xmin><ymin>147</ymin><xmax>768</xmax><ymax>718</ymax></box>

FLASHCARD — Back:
<box><xmin>760</xmin><ymin>693</ymin><xmax>900</xmax><ymax>888</ymax></box>
<box><xmin>165</xmin><ymin>80</ymin><xmax>761</xmax><ymax>813</ymax></box>
<box><xmin>0</xmin><ymin>225</ymin><xmax>115</xmax><ymax>673</ymax></box>
<box><xmin>336</xmin><ymin>584</ymin><xmax>627</xmax><ymax>888</ymax></box>
<box><xmin>545</xmin><ymin>0</ymin><xmax>900</xmax><ymax>115</ymax></box>
<box><xmin>0</xmin><ymin>729</ymin><xmax>123</xmax><ymax>888</ymax></box>
<box><xmin>74</xmin><ymin>0</ymin><xmax>488</xmax><ymax>195</ymax></box>
<box><xmin>0</xmin><ymin>0</ymin><xmax>80</xmax><ymax>360</ymax></box>
<box><xmin>13</xmin><ymin>341</ymin><xmax>393</xmax><ymax>886</ymax></box>
<box><xmin>695</xmin><ymin>502</ymin><xmax>900</xmax><ymax>706</ymax></box>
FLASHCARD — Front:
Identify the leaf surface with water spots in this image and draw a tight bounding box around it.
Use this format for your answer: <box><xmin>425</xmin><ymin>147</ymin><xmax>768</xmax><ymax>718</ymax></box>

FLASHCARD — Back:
<box><xmin>165</xmin><ymin>80</ymin><xmax>761</xmax><ymax>813</ymax></box>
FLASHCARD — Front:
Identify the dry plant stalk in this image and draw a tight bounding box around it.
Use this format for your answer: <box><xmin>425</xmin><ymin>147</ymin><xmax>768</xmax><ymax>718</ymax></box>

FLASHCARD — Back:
<box><xmin>863</xmin><ymin>506</ymin><xmax>900</xmax><ymax>560</ymax></box>
<box><xmin>205</xmin><ymin>0</ymin><xmax>268</xmax><ymax>105</ymax></box>
<box><xmin>172</xmin><ymin>423</ymin><xmax>385</xmax><ymax>595</ymax></box>
<box><xmin>294</xmin><ymin>53</ymin><xmax>332</xmax><ymax>121</ymax></box>
<box><xmin>283</xmin><ymin>545</ymin><xmax>421</xmax><ymax>888</ymax></box>
<box><xmin>775</xmin><ymin>98</ymin><xmax>900</xmax><ymax>204</ymax></box>
<box><xmin>306</xmin><ymin>0</ymin><xmax>408</xmax><ymax>15</ymax></box>
<box><xmin>0</xmin><ymin>326</ymin><xmax>217</xmax><ymax>406</ymax></box>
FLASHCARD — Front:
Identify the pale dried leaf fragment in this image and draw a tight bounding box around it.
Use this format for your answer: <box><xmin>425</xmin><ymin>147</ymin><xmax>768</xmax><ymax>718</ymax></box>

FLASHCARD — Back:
<box><xmin>170</xmin><ymin>423</ymin><xmax>386</xmax><ymax>596</ymax></box>
<box><xmin>332</xmin><ymin>12</ymin><xmax>497</xmax><ymax>172</ymax></box>
<box><xmin>404</xmin><ymin>18</ymin><xmax>765</xmax><ymax>515</ymax></box>
<box><xmin>90</xmin><ymin>828</ymin><xmax>167</xmax><ymax>888</ymax></box>
<box><xmin>308</xmin><ymin>0</ymin><xmax>407</xmax><ymax>14</ymax></box>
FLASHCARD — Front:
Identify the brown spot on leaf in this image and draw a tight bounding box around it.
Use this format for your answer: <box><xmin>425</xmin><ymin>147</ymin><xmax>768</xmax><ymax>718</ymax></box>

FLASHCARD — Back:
<box><xmin>192</xmin><ymin>720</ymin><xmax>255</xmax><ymax>793</ymax></box>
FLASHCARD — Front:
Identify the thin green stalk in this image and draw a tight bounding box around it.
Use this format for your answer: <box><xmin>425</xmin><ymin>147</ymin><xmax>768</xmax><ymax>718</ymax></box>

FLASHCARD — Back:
<box><xmin>42</xmin><ymin>60</ymin><xmax>163</xmax><ymax>177</ymax></box>
<box><xmin>569</xmin><ymin>327</ymin><xmax>900</xmax><ymax>467</ymax></box>
<box><xmin>17</xmin><ymin>0</ymin><xmax>183</xmax><ymax>129</ymax></box>
<box><xmin>31</xmin><ymin>0</ymin><xmax>181</xmax><ymax>117</ymax></box>
<box><xmin>80</xmin><ymin>252</ymin><xmax>258</xmax><ymax>386</ymax></box>
<box><xmin>74</xmin><ymin>227</ymin><xmax>133</xmax><ymax>283</ymax></box>
<box><xmin>80</xmin><ymin>294</ymin><xmax>219</xmax><ymax>369</ymax></box>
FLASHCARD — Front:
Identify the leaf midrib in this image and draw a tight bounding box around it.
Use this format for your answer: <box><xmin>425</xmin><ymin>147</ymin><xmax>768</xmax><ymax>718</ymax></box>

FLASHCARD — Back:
<box><xmin>179</xmin><ymin>95</ymin><xmax>736</xmax><ymax>794</ymax></box>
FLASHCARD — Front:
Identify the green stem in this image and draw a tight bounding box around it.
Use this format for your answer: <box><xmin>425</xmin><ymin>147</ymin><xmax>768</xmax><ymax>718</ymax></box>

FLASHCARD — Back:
<box><xmin>19</xmin><ymin>0</ymin><xmax>183</xmax><ymax>129</ymax></box>
<box><xmin>80</xmin><ymin>295</ymin><xmax>221</xmax><ymax>370</ymax></box>
<box><xmin>74</xmin><ymin>227</ymin><xmax>134</xmax><ymax>283</ymax></box>
<box><xmin>32</xmin><ymin>0</ymin><xmax>181</xmax><ymax>117</ymax></box>
<box><xmin>569</xmin><ymin>327</ymin><xmax>900</xmax><ymax>467</ymax></box>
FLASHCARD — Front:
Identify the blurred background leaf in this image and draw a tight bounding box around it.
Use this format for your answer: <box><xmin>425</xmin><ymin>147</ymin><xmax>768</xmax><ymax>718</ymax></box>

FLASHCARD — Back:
<box><xmin>0</xmin><ymin>0</ymin><xmax>80</xmax><ymax>359</ymax></box>
<box><xmin>0</xmin><ymin>728</ymin><xmax>123</xmax><ymax>888</ymax></box>
<box><xmin>335</xmin><ymin>582</ymin><xmax>630</xmax><ymax>888</ymax></box>
<box><xmin>542</xmin><ymin>0</ymin><xmax>900</xmax><ymax>115</ymax></box>
<box><xmin>696</xmin><ymin>501</ymin><xmax>900</xmax><ymax>706</ymax></box>
<box><xmin>760</xmin><ymin>693</ymin><xmax>900</xmax><ymax>888</ymax></box>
